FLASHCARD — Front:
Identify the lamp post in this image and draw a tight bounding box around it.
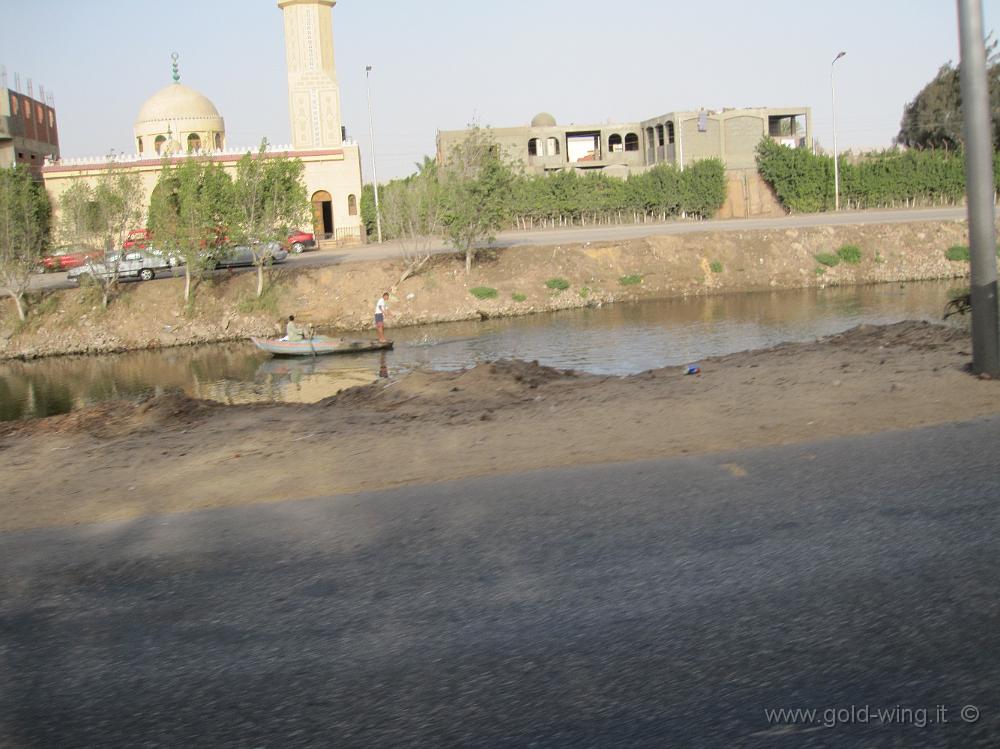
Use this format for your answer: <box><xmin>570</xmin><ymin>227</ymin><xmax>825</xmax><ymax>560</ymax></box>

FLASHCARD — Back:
<box><xmin>831</xmin><ymin>51</ymin><xmax>846</xmax><ymax>211</ymax></box>
<box><xmin>365</xmin><ymin>65</ymin><xmax>383</xmax><ymax>244</ymax></box>
<box><xmin>958</xmin><ymin>0</ymin><xmax>1000</xmax><ymax>375</ymax></box>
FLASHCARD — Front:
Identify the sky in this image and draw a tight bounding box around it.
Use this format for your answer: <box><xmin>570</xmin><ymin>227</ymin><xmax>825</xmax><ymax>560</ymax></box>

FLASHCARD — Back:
<box><xmin>2</xmin><ymin>1</ymin><xmax>997</xmax><ymax>182</ymax></box>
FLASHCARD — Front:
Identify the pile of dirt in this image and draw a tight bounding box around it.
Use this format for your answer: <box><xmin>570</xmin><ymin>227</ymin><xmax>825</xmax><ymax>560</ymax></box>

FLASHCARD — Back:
<box><xmin>1</xmin><ymin>390</ymin><xmax>217</xmax><ymax>440</ymax></box>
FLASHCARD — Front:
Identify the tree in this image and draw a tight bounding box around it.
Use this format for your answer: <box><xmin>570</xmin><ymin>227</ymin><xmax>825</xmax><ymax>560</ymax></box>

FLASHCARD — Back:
<box><xmin>0</xmin><ymin>166</ymin><xmax>50</xmax><ymax>321</ymax></box>
<box><xmin>380</xmin><ymin>157</ymin><xmax>443</xmax><ymax>286</ymax></box>
<box><xmin>897</xmin><ymin>39</ymin><xmax>1000</xmax><ymax>149</ymax></box>
<box><xmin>58</xmin><ymin>155</ymin><xmax>145</xmax><ymax>307</ymax></box>
<box><xmin>149</xmin><ymin>159</ymin><xmax>234</xmax><ymax>304</ymax></box>
<box><xmin>439</xmin><ymin>127</ymin><xmax>514</xmax><ymax>273</ymax></box>
<box><xmin>229</xmin><ymin>140</ymin><xmax>308</xmax><ymax>297</ymax></box>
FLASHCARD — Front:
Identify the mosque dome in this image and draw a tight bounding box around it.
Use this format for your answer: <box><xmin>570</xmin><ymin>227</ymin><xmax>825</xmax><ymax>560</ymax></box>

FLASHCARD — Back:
<box><xmin>531</xmin><ymin>112</ymin><xmax>557</xmax><ymax>128</ymax></box>
<box><xmin>133</xmin><ymin>81</ymin><xmax>226</xmax><ymax>156</ymax></box>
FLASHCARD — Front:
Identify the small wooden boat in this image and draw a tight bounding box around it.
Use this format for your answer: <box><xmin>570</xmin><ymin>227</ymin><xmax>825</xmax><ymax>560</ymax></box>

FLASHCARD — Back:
<box><xmin>251</xmin><ymin>335</ymin><xmax>393</xmax><ymax>357</ymax></box>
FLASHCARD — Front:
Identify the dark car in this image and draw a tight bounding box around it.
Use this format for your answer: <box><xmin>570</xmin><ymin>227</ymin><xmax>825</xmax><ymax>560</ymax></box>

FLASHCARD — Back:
<box><xmin>209</xmin><ymin>242</ymin><xmax>288</xmax><ymax>269</ymax></box>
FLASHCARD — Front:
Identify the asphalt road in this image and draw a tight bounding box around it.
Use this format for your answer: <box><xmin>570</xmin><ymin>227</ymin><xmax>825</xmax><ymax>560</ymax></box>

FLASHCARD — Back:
<box><xmin>2</xmin><ymin>416</ymin><xmax>998</xmax><ymax>747</ymax></box>
<box><xmin>25</xmin><ymin>206</ymin><xmax>968</xmax><ymax>293</ymax></box>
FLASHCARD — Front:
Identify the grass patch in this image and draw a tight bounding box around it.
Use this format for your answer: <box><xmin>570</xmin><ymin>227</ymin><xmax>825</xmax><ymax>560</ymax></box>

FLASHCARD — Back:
<box><xmin>619</xmin><ymin>274</ymin><xmax>643</xmax><ymax>286</ymax></box>
<box><xmin>545</xmin><ymin>277</ymin><xmax>570</xmax><ymax>291</ymax></box>
<box><xmin>945</xmin><ymin>245</ymin><xmax>970</xmax><ymax>262</ymax></box>
<box><xmin>511</xmin><ymin>292</ymin><xmax>527</xmax><ymax>303</ymax></box>
<box><xmin>874</xmin><ymin>250</ymin><xmax>885</xmax><ymax>265</ymax></box>
<box><xmin>836</xmin><ymin>244</ymin><xmax>862</xmax><ymax>264</ymax></box>
<box><xmin>237</xmin><ymin>283</ymin><xmax>284</xmax><ymax>315</ymax></box>
<box><xmin>579</xmin><ymin>287</ymin><xmax>591</xmax><ymax>299</ymax></box>
<box><xmin>815</xmin><ymin>252</ymin><xmax>840</xmax><ymax>268</ymax></box>
<box><xmin>709</xmin><ymin>261</ymin><xmax>723</xmax><ymax>274</ymax></box>
<box><xmin>814</xmin><ymin>267</ymin><xmax>827</xmax><ymax>276</ymax></box>
<box><xmin>469</xmin><ymin>286</ymin><xmax>498</xmax><ymax>300</ymax></box>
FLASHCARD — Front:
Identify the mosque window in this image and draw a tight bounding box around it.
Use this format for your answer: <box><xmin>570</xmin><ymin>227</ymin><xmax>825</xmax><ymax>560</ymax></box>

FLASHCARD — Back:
<box><xmin>348</xmin><ymin>194</ymin><xmax>357</xmax><ymax>216</ymax></box>
<box><xmin>214</xmin><ymin>133</ymin><xmax>222</xmax><ymax>150</ymax></box>
<box><xmin>137</xmin><ymin>137</ymin><xmax>144</xmax><ymax>154</ymax></box>
<box><xmin>187</xmin><ymin>133</ymin><xmax>202</xmax><ymax>152</ymax></box>
<box><xmin>624</xmin><ymin>133</ymin><xmax>639</xmax><ymax>152</ymax></box>
<box><xmin>155</xmin><ymin>135</ymin><xmax>167</xmax><ymax>155</ymax></box>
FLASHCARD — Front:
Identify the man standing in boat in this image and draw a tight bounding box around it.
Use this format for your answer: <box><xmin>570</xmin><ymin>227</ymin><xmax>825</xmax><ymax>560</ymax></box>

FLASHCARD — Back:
<box><xmin>375</xmin><ymin>292</ymin><xmax>390</xmax><ymax>343</ymax></box>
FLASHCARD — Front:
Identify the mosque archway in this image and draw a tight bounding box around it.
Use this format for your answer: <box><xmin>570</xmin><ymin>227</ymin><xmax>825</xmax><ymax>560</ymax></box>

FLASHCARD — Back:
<box><xmin>312</xmin><ymin>190</ymin><xmax>334</xmax><ymax>239</ymax></box>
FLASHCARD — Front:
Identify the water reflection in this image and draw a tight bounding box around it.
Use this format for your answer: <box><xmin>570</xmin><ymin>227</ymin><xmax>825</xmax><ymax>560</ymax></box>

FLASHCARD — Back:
<box><xmin>0</xmin><ymin>281</ymin><xmax>963</xmax><ymax>421</ymax></box>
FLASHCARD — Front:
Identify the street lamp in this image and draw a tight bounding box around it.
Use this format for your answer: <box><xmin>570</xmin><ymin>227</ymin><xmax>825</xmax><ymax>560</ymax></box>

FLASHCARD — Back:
<box><xmin>365</xmin><ymin>65</ymin><xmax>383</xmax><ymax>243</ymax></box>
<box><xmin>831</xmin><ymin>51</ymin><xmax>846</xmax><ymax>211</ymax></box>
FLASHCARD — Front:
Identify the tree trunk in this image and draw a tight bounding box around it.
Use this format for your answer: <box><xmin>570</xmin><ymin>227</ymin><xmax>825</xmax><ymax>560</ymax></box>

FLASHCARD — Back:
<box><xmin>465</xmin><ymin>247</ymin><xmax>472</xmax><ymax>274</ymax></box>
<box><xmin>257</xmin><ymin>264</ymin><xmax>265</xmax><ymax>297</ymax></box>
<box><xmin>9</xmin><ymin>290</ymin><xmax>26</xmax><ymax>321</ymax></box>
<box><xmin>184</xmin><ymin>265</ymin><xmax>192</xmax><ymax>303</ymax></box>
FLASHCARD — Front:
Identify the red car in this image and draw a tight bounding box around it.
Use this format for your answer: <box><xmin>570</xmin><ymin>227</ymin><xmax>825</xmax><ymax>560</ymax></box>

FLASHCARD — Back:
<box><xmin>285</xmin><ymin>230</ymin><xmax>316</xmax><ymax>254</ymax></box>
<box><xmin>39</xmin><ymin>246</ymin><xmax>104</xmax><ymax>272</ymax></box>
<box><xmin>123</xmin><ymin>229</ymin><xmax>152</xmax><ymax>250</ymax></box>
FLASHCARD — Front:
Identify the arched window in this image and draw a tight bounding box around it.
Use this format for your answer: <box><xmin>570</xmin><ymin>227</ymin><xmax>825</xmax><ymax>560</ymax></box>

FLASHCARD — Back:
<box><xmin>187</xmin><ymin>133</ymin><xmax>202</xmax><ymax>152</ymax></box>
<box><xmin>214</xmin><ymin>133</ymin><xmax>223</xmax><ymax>150</ymax></box>
<box><xmin>656</xmin><ymin>125</ymin><xmax>665</xmax><ymax>147</ymax></box>
<box><xmin>666</xmin><ymin>121</ymin><xmax>675</xmax><ymax>144</ymax></box>
<box><xmin>154</xmin><ymin>135</ymin><xmax>167</xmax><ymax>155</ymax></box>
<box><xmin>609</xmin><ymin>134</ymin><xmax>623</xmax><ymax>153</ymax></box>
<box><xmin>348</xmin><ymin>194</ymin><xmax>358</xmax><ymax>216</ymax></box>
<box><xmin>624</xmin><ymin>133</ymin><xmax>639</xmax><ymax>152</ymax></box>
<box><xmin>137</xmin><ymin>137</ymin><xmax>144</xmax><ymax>154</ymax></box>
<box><xmin>547</xmin><ymin>137</ymin><xmax>560</xmax><ymax>156</ymax></box>
<box><xmin>528</xmin><ymin>138</ymin><xmax>539</xmax><ymax>157</ymax></box>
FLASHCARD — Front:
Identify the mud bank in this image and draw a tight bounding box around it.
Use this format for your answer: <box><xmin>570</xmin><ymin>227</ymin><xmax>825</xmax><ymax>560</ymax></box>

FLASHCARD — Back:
<box><xmin>2</xmin><ymin>320</ymin><xmax>997</xmax><ymax>532</ymax></box>
<box><xmin>0</xmin><ymin>220</ymin><xmax>970</xmax><ymax>360</ymax></box>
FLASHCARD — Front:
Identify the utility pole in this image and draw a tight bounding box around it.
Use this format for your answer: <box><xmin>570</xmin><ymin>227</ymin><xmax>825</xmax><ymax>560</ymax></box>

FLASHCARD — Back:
<box><xmin>958</xmin><ymin>0</ymin><xmax>1000</xmax><ymax>375</ymax></box>
<box><xmin>365</xmin><ymin>65</ymin><xmax>383</xmax><ymax>244</ymax></box>
<box><xmin>831</xmin><ymin>51</ymin><xmax>846</xmax><ymax>211</ymax></box>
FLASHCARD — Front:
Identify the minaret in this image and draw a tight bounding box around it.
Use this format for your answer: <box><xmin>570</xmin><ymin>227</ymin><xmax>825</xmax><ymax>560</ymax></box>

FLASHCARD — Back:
<box><xmin>278</xmin><ymin>0</ymin><xmax>343</xmax><ymax>150</ymax></box>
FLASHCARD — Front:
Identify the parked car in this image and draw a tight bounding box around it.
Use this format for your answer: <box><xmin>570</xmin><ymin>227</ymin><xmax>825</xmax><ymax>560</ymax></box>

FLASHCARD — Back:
<box><xmin>284</xmin><ymin>230</ymin><xmax>316</xmax><ymax>254</ymax></box>
<box><xmin>123</xmin><ymin>229</ymin><xmax>152</xmax><ymax>250</ymax></box>
<box><xmin>208</xmin><ymin>242</ymin><xmax>288</xmax><ymax>269</ymax></box>
<box><xmin>38</xmin><ymin>246</ymin><xmax>104</xmax><ymax>273</ymax></box>
<box><xmin>67</xmin><ymin>249</ymin><xmax>173</xmax><ymax>284</ymax></box>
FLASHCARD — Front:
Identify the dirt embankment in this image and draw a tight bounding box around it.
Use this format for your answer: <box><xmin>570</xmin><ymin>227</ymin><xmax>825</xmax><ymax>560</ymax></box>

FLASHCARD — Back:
<box><xmin>0</xmin><ymin>220</ymin><xmax>970</xmax><ymax>360</ymax></box>
<box><xmin>2</xmin><ymin>320</ymin><xmax>997</xmax><ymax>532</ymax></box>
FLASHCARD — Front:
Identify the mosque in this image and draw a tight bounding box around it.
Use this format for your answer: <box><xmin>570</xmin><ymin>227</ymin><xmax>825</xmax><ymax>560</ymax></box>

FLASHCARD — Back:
<box><xmin>42</xmin><ymin>0</ymin><xmax>364</xmax><ymax>246</ymax></box>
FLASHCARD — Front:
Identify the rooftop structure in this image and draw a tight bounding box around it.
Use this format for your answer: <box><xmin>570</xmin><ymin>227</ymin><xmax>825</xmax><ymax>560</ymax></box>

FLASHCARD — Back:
<box><xmin>0</xmin><ymin>71</ymin><xmax>59</xmax><ymax>174</ymax></box>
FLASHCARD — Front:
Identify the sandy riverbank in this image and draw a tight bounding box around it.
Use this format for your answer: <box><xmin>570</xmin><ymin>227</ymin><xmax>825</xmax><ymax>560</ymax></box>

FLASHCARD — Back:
<box><xmin>1</xmin><ymin>320</ymin><xmax>996</xmax><ymax>532</ymax></box>
<box><xmin>0</xmin><ymin>219</ymin><xmax>971</xmax><ymax>360</ymax></box>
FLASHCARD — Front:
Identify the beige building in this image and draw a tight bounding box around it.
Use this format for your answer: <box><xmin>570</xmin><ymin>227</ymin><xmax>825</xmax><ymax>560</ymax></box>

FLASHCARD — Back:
<box><xmin>43</xmin><ymin>0</ymin><xmax>363</xmax><ymax>245</ymax></box>
<box><xmin>438</xmin><ymin>107</ymin><xmax>811</xmax><ymax>177</ymax></box>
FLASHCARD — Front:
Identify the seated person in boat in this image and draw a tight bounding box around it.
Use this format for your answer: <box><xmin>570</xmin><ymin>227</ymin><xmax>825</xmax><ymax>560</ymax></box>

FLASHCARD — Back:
<box><xmin>282</xmin><ymin>315</ymin><xmax>312</xmax><ymax>342</ymax></box>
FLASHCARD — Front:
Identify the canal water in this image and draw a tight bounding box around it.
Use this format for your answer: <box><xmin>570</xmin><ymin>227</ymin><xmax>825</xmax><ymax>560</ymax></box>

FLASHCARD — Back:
<box><xmin>0</xmin><ymin>281</ymin><xmax>965</xmax><ymax>421</ymax></box>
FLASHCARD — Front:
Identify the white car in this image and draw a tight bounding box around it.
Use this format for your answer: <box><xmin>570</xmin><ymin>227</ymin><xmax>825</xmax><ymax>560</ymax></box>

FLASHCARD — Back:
<box><xmin>67</xmin><ymin>249</ymin><xmax>173</xmax><ymax>284</ymax></box>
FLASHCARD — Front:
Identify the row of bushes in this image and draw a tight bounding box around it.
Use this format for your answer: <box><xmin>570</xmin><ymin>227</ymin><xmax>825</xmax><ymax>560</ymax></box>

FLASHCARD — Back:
<box><xmin>757</xmin><ymin>138</ymin><xmax>1000</xmax><ymax>213</ymax></box>
<box><xmin>361</xmin><ymin>159</ymin><xmax>728</xmax><ymax>241</ymax></box>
